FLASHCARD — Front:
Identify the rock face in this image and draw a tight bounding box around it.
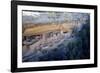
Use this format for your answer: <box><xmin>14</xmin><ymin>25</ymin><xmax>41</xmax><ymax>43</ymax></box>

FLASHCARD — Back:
<box><xmin>22</xmin><ymin>22</ymin><xmax>90</xmax><ymax>62</ymax></box>
<box><xmin>23</xmin><ymin>22</ymin><xmax>73</xmax><ymax>36</ymax></box>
